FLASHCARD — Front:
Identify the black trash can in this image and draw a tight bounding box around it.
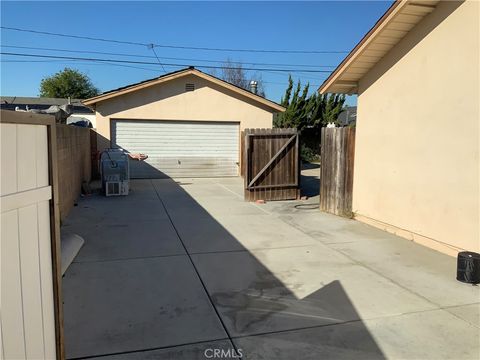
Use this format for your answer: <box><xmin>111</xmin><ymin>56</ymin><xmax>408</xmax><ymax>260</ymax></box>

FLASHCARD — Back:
<box><xmin>456</xmin><ymin>251</ymin><xmax>480</xmax><ymax>284</ymax></box>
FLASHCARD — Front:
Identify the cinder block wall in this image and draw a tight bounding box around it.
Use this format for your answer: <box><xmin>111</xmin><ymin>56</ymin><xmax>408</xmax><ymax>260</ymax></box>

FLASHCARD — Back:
<box><xmin>56</xmin><ymin>125</ymin><xmax>91</xmax><ymax>221</ymax></box>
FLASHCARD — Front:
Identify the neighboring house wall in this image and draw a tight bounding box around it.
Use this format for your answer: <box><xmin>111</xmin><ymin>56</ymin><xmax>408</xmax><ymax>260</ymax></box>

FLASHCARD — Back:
<box><xmin>56</xmin><ymin>125</ymin><xmax>92</xmax><ymax>221</ymax></box>
<box><xmin>93</xmin><ymin>74</ymin><xmax>274</xmax><ymax>152</ymax></box>
<box><xmin>353</xmin><ymin>0</ymin><xmax>479</xmax><ymax>255</ymax></box>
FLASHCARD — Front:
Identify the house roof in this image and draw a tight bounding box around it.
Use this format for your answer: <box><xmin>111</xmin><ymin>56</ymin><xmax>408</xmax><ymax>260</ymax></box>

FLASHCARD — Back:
<box><xmin>0</xmin><ymin>96</ymin><xmax>93</xmax><ymax>113</ymax></box>
<box><xmin>319</xmin><ymin>0</ymin><xmax>440</xmax><ymax>94</ymax></box>
<box><xmin>338</xmin><ymin>106</ymin><xmax>357</xmax><ymax>126</ymax></box>
<box><xmin>83</xmin><ymin>67</ymin><xmax>285</xmax><ymax>113</ymax></box>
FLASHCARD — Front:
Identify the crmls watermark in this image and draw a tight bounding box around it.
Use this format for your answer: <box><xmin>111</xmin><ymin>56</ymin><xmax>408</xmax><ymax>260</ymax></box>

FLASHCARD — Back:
<box><xmin>204</xmin><ymin>348</ymin><xmax>243</xmax><ymax>358</ymax></box>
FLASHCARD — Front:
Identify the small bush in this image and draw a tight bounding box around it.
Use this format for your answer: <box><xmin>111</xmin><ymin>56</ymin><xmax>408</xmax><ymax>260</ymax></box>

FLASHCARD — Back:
<box><xmin>300</xmin><ymin>144</ymin><xmax>320</xmax><ymax>163</ymax></box>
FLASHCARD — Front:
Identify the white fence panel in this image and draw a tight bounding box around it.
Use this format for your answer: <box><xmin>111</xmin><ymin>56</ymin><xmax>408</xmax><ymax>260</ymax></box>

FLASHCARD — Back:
<box><xmin>1</xmin><ymin>123</ymin><xmax>56</xmax><ymax>360</ymax></box>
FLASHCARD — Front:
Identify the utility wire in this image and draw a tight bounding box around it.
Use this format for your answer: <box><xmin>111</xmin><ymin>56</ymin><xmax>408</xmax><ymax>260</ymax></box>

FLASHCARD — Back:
<box><xmin>1</xmin><ymin>26</ymin><xmax>349</xmax><ymax>54</ymax></box>
<box><xmin>1</xmin><ymin>59</ymin><xmax>327</xmax><ymax>88</ymax></box>
<box><xmin>1</xmin><ymin>59</ymin><xmax>323</xmax><ymax>86</ymax></box>
<box><xmin>1</xmin><ymin>59</ymin><xmax>181</xmax><ymax>72</ymax></box>
<box><xmin>1</xmin><ymin>45</ymin><xmax>337</xmax><ymax>68</ymax></box>
<box><xmin>264</xmin><ymin>80</ymin><xmax>321</xmax><ymax>87</ymax></box>
<box><xmin>147</xmin><ymin>44</ymin><xmax>166</xmax><ymax>73</ymax></box>
<box><xmin>1</xmin><ymin>26</ymin><xmax>146</xmax><ymax>46</ymax></box>
<box><xmin>1</xmin><ymin>59</ymin><xmax>322</xmax><ymax>86</ymax></box>
<box><xmin>0</xmin><ymin>59</ymin><xmax>321</xmax><ymax>87</ymax></box>
<box><xmin>261</xmin><ymin>69</ymin><xmax>326</xmax><ymax>82</ymax></box>
<box><xmin>0</xmin><ymin>52</ymin><xmax>333</xmax><ymax>73</ymax></box>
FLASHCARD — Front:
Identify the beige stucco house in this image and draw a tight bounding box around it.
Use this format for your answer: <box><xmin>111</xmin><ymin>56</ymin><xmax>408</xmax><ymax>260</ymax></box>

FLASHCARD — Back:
<box><xmin>319</xmin><ymin>0</ymin><xmax>479</xmax><ymax>256</ymax></box>
<box><xmin>83</xmin><ymin>67</ymin><xmax>284</xmax><ymax>178</ymax></box>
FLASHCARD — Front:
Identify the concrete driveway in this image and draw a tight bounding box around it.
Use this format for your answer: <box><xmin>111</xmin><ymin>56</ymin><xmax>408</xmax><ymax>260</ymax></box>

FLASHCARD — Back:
<box><xmin>62</xmin><ymin>170</ymin><xmax>480</xmax><ymax>359</ymax></box>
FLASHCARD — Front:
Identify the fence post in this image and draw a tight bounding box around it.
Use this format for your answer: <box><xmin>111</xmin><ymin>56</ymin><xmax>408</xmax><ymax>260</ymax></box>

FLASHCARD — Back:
<box><xmin>319</xmin><ymin>127</ymin><xmax>355</xmax><ymax>217</ymax></box>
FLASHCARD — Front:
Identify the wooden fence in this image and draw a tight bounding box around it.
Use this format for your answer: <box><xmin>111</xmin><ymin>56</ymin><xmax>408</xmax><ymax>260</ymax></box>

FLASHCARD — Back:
<box><xmin>319</xmin><ymin>127</ymin><xmax>355</xmax><ymax>217</ymax></box>
<box><xmin>56</xmin><ymin>125</ymin><xmax>92</xmax><ymax>222</ymax></box>
<box><xmin>243</xmin><ymin>128</ymin><xmax>300</xmax><ymax>201</ymax></box>
<box><xmin>90</xmin><ymin>129</ymin><xmax>100</xmax><ymax>179</ymax></box>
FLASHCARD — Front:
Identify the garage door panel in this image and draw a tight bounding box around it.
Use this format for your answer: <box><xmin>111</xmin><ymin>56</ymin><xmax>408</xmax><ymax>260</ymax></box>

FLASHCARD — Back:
<box><xmin>120</xmin><ymin>142</ymin><xmax>238</xmax><ymax>147</ymax></box>
<box><xmin>128</xmin><ymin>159</ymin><xmax>237</xmax><ymax>178</ymax></box>
<box><xmin>112</xmin><ymin>120</ymin><xmax>239</xmax><ymax>178</ymax></box>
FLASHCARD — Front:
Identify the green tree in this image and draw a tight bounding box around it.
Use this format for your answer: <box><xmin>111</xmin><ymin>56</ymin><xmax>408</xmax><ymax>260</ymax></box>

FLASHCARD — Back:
<box><xmin>39</xmin><ymin>68</ymin><xmax>99</xmax><ymax>98</ymax></box>
<box><xmin>309</xmin><ymin>92</ymin><xmax>346</xmax><ymax>128</ymax></box>
<box><xmin>275</xmin><ymin>76</ymin><xmax>345</xmax><ymax>130</ymax></box>
<box><xmin>277</xmin><ymin>78</ymin><xmax>310</xmax><ymax>129</ymax></box>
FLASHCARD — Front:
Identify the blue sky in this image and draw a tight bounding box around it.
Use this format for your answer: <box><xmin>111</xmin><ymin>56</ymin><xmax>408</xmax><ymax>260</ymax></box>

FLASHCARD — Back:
<box><xmin>1</xmin><ymin>1</ymin><xmax>392</xmax><ymax>104</ymax></box>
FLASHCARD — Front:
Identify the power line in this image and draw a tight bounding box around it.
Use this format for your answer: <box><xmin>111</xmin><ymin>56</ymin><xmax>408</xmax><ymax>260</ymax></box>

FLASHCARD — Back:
<box><xmin>1</xmin><ymin>26</ymin><xmax>146</xmax><ymax>46</ymax></box>
<box><xmin>1</xmin><ymin>60</ymin><xmax>325</xmax><ymax>92</ymax></box>
<box><xmin>0</xmin><ymin>45</ymin><xmax>337</xmax><ymax>68</ymax></box>
<box><xmin>1</xmin><ymin>57</ymin><xmax>329</xmax><ymax>83</ymax></box>
<box><xmin>259</xmin><ymin>68</ymin><xmax>327</xmax><ymax>82</ymax></box>
<box><xmin>1</xmin><ymin>59</ymin><xmax>171</xmax><ymax>72</ymax></box>
<box><xmin>1</xmin><ymin>59</ymin><xmax>323</xmax><ymax>86</ymax></box>
<box><xmin>0</xmin><ymin>52</ymin><xmax>334</xmax><ymax>73</ymax></box>
<box><xmin>264</xmin><ymin>80</ymin><xmax>321</xmax><ymax>87</ymax></box>
<box><xmin>147</xmin><ymin>44</ymin><xmax>166</xmax><ymax>73</ymax></box>
<box><xmin>2</xmin><ymin>59</ymin><xmax>69</xmax><ymax>63</ymax></box>
<box><xmin>1</xmin><ymin>59</ymin><xmax>183</xmax><ymax>72</ymax></box>
<box><xmin>1</xmin><ymin>59</ymin><xmax>328</xmax><ymax>86</ymax></box>
<box><xmin>1</xmin><ymin>26</ymin><xmax>349</xmax><ymax>54</ymax></box>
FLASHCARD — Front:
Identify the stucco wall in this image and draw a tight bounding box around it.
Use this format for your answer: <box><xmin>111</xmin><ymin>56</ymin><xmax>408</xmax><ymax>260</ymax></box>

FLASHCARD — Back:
<box><xmin>354</xmin><ymin>0</ymin><xmax>479</xmax><ymax>255</ymax></box>
<box><xmin>93</xmin><ymin>74</ymin><xmax>274</xmax><ymax>152</ymax></box>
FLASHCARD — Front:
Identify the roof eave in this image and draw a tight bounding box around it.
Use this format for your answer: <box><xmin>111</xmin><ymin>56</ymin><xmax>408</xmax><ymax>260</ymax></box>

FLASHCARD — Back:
<box><xmin>83</xmin><ymin>68</ymin><xmax>285</xmax><ymax>113</ymax></box>
<box><xmin>82</xmin><ymin>68</ymin><xmax>193</xmax><ymax>106</ymax></box>
<box><xmin>318</xmin><ymin>0</ymin><xmax>405</xmax><ymax>94</ymax></box>
<box><xmin>318</xmin><ymin>0</ymin><xmax>438</xmax><ymax>94</ymax></box>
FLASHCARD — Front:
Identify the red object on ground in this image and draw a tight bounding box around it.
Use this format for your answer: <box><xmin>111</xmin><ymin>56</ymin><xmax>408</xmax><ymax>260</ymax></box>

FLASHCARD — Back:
<box><xmin>255</xmin><ymin>199</ymin><xmax>266</xmax><ymax>204</ymax></box>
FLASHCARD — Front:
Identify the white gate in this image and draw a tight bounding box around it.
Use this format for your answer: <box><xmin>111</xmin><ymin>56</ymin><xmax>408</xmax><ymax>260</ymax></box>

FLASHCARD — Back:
<box><xmin>1</xmin><ymin>112</ymin><xmax>61</xmax><ymax>359</ymax></box>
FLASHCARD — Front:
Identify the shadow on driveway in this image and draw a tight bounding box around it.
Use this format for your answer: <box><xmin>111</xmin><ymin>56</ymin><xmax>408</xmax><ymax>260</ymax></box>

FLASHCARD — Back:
<box><xmin>62</xmin><ymin>163</ymin><xmax>385</xmax><ymax>359</ymax></box>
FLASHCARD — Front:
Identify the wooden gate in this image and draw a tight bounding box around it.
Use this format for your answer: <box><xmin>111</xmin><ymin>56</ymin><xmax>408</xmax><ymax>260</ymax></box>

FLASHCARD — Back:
<box><xmin>319</xmin><ymin>127</ymin><xmax>355</xmax><ymax>217</ymax></box>
<box><xmin>243</xmin><ymin>128</ymin><xmax>300</xmax><ymax>201</ymax></box>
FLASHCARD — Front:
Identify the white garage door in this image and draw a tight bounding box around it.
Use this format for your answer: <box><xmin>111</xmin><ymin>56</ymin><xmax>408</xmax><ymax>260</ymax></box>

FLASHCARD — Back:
<box><xmin>112</xmin><ymin>120</ymin><xmax>240</xmax><ymax>178</ymax></box>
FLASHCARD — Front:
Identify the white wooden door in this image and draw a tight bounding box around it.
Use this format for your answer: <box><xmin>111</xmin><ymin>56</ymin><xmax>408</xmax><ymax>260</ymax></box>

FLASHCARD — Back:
<box><xmin>1</xmin><ymin>123</ymin><xmax>56</xmax><ymax>359</ymax></box>
<box><xmin>111</xmin><ymin>120</ymin><xmax>240</xmax><ymax>178</ymax></box>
